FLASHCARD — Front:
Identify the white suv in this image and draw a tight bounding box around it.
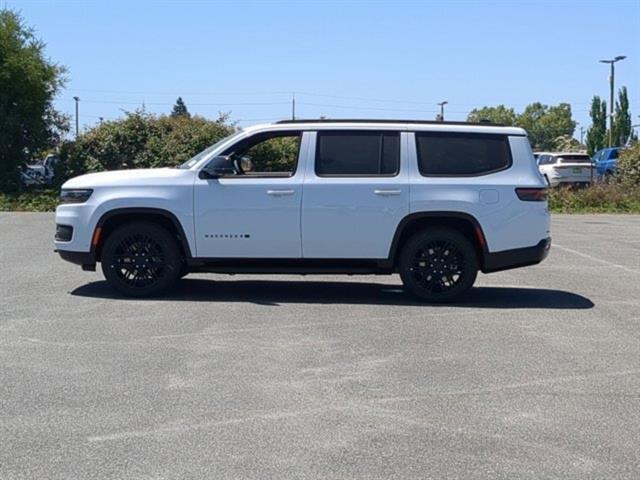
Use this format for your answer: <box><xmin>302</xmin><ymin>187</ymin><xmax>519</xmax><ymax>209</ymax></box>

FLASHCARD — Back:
<box><xmin>536</xmin><ymin>152</ymin><xmax>593</xmax><ymax>187</ymax></box>
<box><xmin>55</xmin><ymin>119</ymin><xmax>550</xmax><ymax>302</ymax></box>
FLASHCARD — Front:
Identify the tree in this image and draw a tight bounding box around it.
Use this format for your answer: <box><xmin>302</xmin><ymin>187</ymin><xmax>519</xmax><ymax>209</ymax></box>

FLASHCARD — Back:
<box><xmin>553</xmin><ymin>135</ymin><xmax>584</xmax><ymax>152</ymax></box>
<box><xmin>59</xmin><ymin>110</ymin><xmax>235</xmax><ymax>179</ymax></box>
<box><xmin>0</xmin><ymin>9</ymin><xmax>67</xmax><ymax>191</ymax></box>
<box><xmin>171</xmin><ymin>97</ymin><xmax>190</xmax><ymax>118</ymax></box>
<box><xmin>613</xmin><ymin>86</ymin><xmax>634</xmax><ymax>147</ymax></box>
<box><xmin>585</xmin><ymin>96</ymin><xmax>607</xmax><ymax>156</ymax></box>
<box><xmin>516</xmin><ymin>102</ymin><xmax>576</xmax><ymax>151</ymax></box>
<box><xmin>466</xmin><ymin>105</ymin><xmax>517</xmax><ymax>125</ymax></box>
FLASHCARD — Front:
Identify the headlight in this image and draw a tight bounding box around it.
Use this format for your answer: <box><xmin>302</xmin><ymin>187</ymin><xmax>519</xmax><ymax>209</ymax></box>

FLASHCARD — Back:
<box><xmin>59</xmin><ymin>189</ymin><xmax>93</xmax><ymax>204</ymax></box>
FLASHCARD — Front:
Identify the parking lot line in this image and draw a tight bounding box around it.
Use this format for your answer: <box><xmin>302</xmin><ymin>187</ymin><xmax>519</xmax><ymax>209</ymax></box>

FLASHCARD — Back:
<box><xmin>553</xmin><ymin>243</ymin><xmax>639</xmax><ymax>274</ymax></box>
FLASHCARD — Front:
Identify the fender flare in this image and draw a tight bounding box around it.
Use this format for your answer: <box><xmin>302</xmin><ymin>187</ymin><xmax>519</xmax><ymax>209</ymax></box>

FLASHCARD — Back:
<box><xmin>93</xmin><ymin>207</ymin><xmax>193</xmax><ymax>258</ymax></box>
<box><xmin>387</xmin><ymin>211</ymin><xmax>488</xmax><ymax>262</ymax></box>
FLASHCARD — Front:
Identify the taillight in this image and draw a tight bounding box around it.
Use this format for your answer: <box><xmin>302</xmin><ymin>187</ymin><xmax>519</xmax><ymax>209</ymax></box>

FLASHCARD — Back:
<box><xmin>515</xmin><ymin>187</ymin><xmax>548</xmax><ymax>201</ymax></box>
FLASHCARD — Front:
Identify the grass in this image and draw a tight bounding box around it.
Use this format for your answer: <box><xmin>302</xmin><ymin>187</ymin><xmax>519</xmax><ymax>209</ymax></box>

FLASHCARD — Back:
<box><xmin>2</xmin><ymin>184</ymin><xmax>640</xmax><ymax>214</ymax></box>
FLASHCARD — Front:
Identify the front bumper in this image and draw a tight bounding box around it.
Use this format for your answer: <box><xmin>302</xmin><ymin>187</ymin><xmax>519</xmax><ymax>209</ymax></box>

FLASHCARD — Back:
<box><xmin>56</xmin><ymin>249</ymin><xmax>96</xmax><ymax>271</ymax></box>
<box><xmin>482</xmin><ymin>237</ymin><xmax>551</xmax><ymax>273</ymax></box>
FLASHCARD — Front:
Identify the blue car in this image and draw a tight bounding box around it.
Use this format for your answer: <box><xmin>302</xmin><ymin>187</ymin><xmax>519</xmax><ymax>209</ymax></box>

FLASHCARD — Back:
<box><xmin>593</xmin><ymin>147</ymin><xmax>622</xmax><ymax>180</ymax></box>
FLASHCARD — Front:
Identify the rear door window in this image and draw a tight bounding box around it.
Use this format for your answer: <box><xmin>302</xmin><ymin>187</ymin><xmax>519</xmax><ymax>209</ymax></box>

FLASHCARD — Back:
<box><xmin>415</xmin><ymin>132</ymin><xmax>511</xmax><ymax>176</ymax></box>
<box><xmin>315</xmin><ymin>131</ymin><xmax>400</xmax><ymax>176</ymax></box>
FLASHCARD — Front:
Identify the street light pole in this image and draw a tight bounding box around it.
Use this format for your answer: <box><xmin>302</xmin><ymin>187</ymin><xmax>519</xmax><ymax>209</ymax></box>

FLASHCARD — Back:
<box><xmin>437</xmin><ymin>101</ymin><xmax>448</xmax><ymax>121</ymax></box>
<box><xmin>599</xmin><ymin>55</ymin><xmax>626</xmax><ymax>147</ymax></box>
<box><xmin>73</xmin><ymin>96</ymin><xmax>80</xmax><ymax>138</ymax></box>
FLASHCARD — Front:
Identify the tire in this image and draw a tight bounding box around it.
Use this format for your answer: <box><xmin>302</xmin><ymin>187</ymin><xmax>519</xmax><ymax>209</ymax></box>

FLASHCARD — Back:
<box><xmin>178</xmin><ymin>265</ymin><xmax>189</xmax><ymax>279</ymax></box>
<box><xmin>101</xmin><ymin>221</ymin><xmax>182</xmax><ymax>297</ymax></box>
<box><xmin>398</xmin><ymin>227</ymin><xmax>479</xmax><ymax>303</ymax></box>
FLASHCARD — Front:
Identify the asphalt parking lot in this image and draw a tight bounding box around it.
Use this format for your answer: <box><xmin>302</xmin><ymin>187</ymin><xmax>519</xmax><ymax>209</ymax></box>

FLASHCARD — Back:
<box><xmin>1</xmin><ymin>213</ymin><xmax>639</xmax><ymax>479</ymax></box>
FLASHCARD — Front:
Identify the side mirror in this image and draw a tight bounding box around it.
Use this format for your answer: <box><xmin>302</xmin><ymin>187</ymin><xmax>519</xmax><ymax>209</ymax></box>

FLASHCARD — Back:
<box><xmin>199</xmin><ymin>155</ymin><xmax>236</xmax><ymax>179</ymax></box>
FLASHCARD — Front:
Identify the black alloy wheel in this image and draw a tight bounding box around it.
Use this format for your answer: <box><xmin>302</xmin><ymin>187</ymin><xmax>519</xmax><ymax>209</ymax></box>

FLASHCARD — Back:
<box><xmin>399</xmin><ymin>227</ymin><xmax>478</xmax><ymax>302</ymax></box>
<box><xmin>101</xmin><ymin>222</ymin><xmax>181</xmax><ymax>297</ymax></box>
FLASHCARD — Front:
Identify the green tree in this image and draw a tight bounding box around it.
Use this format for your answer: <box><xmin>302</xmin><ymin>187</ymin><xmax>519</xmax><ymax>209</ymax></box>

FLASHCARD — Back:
<box><xmin>612</xmin><ymin>86</ymin><xmax>634</xmax><ymax>147</ymax></box>
<box><xmin>553</xmin><ymin>135</ymin><xmax>584</xmax><ymax>152</ymax></box>
<box><xmin>585</xmin><ymin>96</ymin><xmax>607</xmax><ymax>156</ymax></box>
<box><xmin>0</xmin><ymin>9</ymin><xmax>67</xmax><ymax>191</ymax></box>
<box><xmin>466</xmin><ymin>105</ymin><xmax>517</xmax><ymax>125</ymax></box>
<box><xmin>516</xmin><ymin>102</ymin><xmax>576</xmax><ymax>151</ymax></box>
<box><xmin>59</xmin><ymin>110</ymin><xmax>235</xmax><ymax>180</ymax></box>
<box><xmin>171</xmin><ymin>97</ymin><xmax>190</xmax><ymax>118</ymax></box>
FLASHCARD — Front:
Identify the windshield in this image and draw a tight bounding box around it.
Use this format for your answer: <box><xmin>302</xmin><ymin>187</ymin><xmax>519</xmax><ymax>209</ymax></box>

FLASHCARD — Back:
<box><xmin>178</xmin><ymin>131</ymin><xmax>244</xmax><ymax>169</ymax></box>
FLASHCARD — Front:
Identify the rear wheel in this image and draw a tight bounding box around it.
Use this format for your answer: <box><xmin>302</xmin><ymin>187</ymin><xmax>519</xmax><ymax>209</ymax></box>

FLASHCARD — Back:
<box><xmin>398</xmin><ymin>228</ymin><xmax>478</xmax><ymax>303</ymax></box>
<box><xmin>101</xmin><ymin>222</ymin><xmax>181</xmax><ymax>297</ymax></box>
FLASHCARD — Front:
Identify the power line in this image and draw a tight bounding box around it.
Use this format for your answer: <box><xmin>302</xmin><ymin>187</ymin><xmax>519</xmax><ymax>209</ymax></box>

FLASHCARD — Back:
<box><xmin>61</xmin><ymin>88</ymin><xmax>606</xmax><ymax>108</ymax></box>
<box><xmin>61</xmin><ymin>99</ymin><xmax>290</xmax><ymax>107</ymax></box>
<box><xmin>298</xmin><ymin>102</ymin><xmax>440</xmax><ymax>113</ymax></box>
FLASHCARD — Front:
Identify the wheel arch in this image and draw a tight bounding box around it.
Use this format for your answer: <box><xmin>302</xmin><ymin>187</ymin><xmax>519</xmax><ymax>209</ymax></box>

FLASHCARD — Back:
<box><xmin>388</xmin><ymin>212</ymin><xmax>488</xmax><ymax>268</ymax></box>
<box><xmin>92</xmin><ymin>208</ymin><xmax>192</xmax><ymax>261</ymax></box>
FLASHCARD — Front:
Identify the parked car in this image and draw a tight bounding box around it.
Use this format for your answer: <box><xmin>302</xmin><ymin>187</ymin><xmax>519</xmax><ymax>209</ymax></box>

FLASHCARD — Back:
<box><xmin>54</xmin><ymin>119</ymin><xmax>550</xmax><ymax>302</ymax></box>
<box><xmin>536</xmin><ymin>152</ymin><xmax>593</xmax><ymax>187</ymax></box>
<box><xmin>20</xmin><ymin>154</ymin><xmax>60</xmax><ymax>187</ymax></box>
<box><xmin>593</xmin><ymin>147</ymin><xmax>622</xmax><ymax>181</ymax></box>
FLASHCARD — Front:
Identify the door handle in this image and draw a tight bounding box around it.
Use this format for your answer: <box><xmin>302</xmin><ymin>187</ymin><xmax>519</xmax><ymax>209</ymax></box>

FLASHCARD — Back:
<box><xmin>267</xmin><ymin>189</ymin><xmax>295</xmax><ymax>196</ymax></box>
<box><xmin>374</xmin><ymin>189</ymin><xmax>402</xmax><ymax>196</ymax></box>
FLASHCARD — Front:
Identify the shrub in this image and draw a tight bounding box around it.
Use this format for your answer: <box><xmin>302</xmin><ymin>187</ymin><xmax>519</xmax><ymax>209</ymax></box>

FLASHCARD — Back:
<box><xmin>57</xmin><ymin>110</ymin><xmax>235</xmax><ymax>183</ymax></box>
<box><xmin>548</xmin><ymin>184</ymin><xmax>640</xmax><ymax>213</ymax></box>
<box><xmin>0</xmin><ymin>189</ymin><xmax>59</xmax><ymax>211</ymax></box>
<box><xmin>616</xmin><ymin>143</ymin><xmax>640</xmax><ymax>188</ymax></box>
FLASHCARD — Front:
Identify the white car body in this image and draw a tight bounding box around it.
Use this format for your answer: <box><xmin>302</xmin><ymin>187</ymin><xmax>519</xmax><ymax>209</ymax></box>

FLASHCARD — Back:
<box><xmin>536</xmin><ymin>152</ymin><xmax>593</xmax><ymax>187</ymax></box>
<box><xmin>55</xmin><ymin>120</ymin><xmax>550</xmax><ymax>300</ymax></box>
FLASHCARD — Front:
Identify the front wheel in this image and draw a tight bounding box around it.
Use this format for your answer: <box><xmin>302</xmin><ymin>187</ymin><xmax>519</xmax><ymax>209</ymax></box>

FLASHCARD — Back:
<box><xmin>101</xmin><ymin>222</ymin><xmax>181</xmax><ymax>297</ymax></box>
<box><xmin>398</xmin><ymin>228</ymin><xmax>478</xmax><ymax>303</ymax></box>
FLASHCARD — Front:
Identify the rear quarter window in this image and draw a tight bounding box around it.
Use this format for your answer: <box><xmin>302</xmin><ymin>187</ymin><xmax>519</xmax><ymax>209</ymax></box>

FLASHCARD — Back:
<box><xmin>415</xmin><ymin>132</ymin><xmax>512</xmax><ymax>176</ymax></box>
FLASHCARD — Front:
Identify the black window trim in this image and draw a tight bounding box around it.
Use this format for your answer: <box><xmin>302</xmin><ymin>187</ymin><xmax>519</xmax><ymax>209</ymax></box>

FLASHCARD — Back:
<box><xmin>216</xmin><ymin>129</ymin><xmax>303</xmax><ymax>179</ymax></box>
<box><xmin>314</xmin><ymin>130</ymin><xmax>401</xmax><ymax>178</ymax></box>
<box><xmin>414</xmin><ymin>131</ymin><xmax>513</xmax><ymax>178</ymax></box>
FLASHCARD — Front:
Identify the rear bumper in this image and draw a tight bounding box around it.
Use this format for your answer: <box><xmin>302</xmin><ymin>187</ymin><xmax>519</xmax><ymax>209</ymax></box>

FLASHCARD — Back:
<box><xmin>548</xmin><ymin>176</ymin><xmax>592</xmax><ymax>187</ymax></box>
<box><xmin>56</xmin><ymin>249</ymin><xmax>96</xmax><ymax>271</ymax></box>
<box><xmin>482</xmin><ymin>237</ymin><xmax>551</xmax><ymax>273</ymax></box>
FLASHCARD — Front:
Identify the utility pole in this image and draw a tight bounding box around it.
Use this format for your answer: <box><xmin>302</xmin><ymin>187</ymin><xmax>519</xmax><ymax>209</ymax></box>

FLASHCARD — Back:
<box><xmin>437</xmin><ymin>101</ymin><xmax>448</xmax><ymax>121</ymax></box>
<box><xmin>291</xmin><ymin>93</ymin><xmax>296</xmax><ymax>120</ymax></box>
<box><xmin>599</xmin><ymin>55</ymin><xmax>626</xmax><ymax>147</ymax></box>
<box><xmin>73</xmin><ymin>96</ymin><xmax>80</xmax><ymax>138</ymax></box>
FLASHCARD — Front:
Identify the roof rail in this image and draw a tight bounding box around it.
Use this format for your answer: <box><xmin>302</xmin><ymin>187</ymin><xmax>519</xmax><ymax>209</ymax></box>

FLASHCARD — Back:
<box><xmin>275</xmin><ymin>118</ymin><xmax>503</xmax><ymax>126</ymax></box>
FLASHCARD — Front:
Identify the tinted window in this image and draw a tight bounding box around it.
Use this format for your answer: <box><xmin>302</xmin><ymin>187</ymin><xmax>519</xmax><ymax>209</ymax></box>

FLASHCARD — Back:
<box><xmin>610</xmin><ymin>149</ymin><xmax>619</xmax><ymax>159</ymax></box>
<box><xmin>416</xmin><ymin>132</ymin><xmax>511</xmax><ymax>176</ymax></box>
<box><xmin>316</xmin><ymin>131</ymin><xmax>400</xmax><ymax>176</ymax></box>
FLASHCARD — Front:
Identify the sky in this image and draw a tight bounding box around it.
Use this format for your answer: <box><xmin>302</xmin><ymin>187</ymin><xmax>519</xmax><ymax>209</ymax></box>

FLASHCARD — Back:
<box><xmin>8</xmin><ymin>0</ymin><xmax>640</xmax><ymax>137</ymax></box>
